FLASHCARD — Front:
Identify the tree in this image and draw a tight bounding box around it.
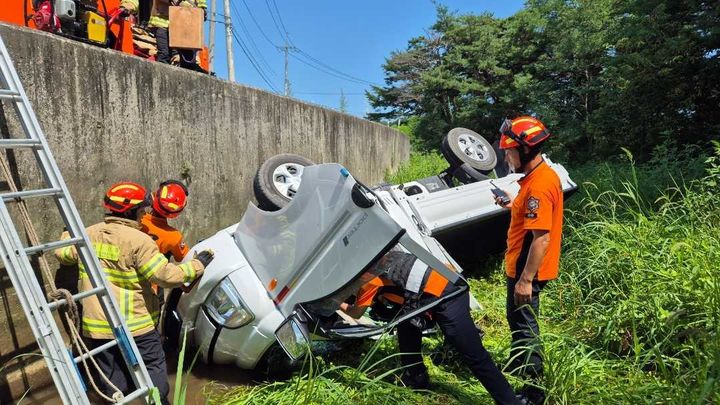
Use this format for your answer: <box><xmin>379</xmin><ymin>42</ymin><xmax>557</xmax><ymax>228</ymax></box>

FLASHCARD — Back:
<box><xmin>367</xmin><ymin>1</ymin><xmax>720</xmax><ymax>163</ymax></box>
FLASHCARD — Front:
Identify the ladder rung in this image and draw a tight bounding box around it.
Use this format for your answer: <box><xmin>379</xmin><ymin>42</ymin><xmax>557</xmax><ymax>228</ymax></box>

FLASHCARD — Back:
<box><xmin>74</xmin><ymin>339</ymin><xmax>117</xmax><ymax>364</ymax></box>
<box><xmin>118</xmin><ymin>387</ymin><xmax>151</xmax><ymax>404</ymax></box>
<box><xmin>0</xmin><ymin>89</ymin><xmax>21</xmax><ymax>101</ymax></box>
<box><xmin>0</xmin><ymin>138</ymin><xmax>42</xmax><ymax>148</ymax></box>
<box><xmin>47</xmin><ymin>286</ymin><xmax>106</xmax><ymax>310</ymax></box>
<box><xmin>24</xmin><ymin>237</ymin><xmax>83</xmax><ymax>255</ymax></box>
<box><xmin>1</xmin><ymin>187</ymin><xmax>63</xmax><ymax>201</ymax></box>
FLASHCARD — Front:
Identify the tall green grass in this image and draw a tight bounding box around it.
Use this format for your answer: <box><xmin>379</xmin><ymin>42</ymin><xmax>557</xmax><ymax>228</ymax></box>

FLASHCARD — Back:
<box><xmin>203</xmin><ymin>146</ymin><xmax>719</xmax><ymax>404</ymax></box>
<box><xmin>385</xmin><ymin>152</ymin><xmax>449</xmax><ymax>185</ymax></box>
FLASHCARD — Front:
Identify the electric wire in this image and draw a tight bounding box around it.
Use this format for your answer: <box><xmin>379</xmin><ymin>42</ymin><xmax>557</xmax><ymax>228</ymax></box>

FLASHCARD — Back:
<box><xmin>288</xmin><ymin>53</ymin><xmax>370</xmax><ymax>86</ymax></box>
<box><xmin>241</xmin><ymin>0</ymin><xmax>279</xmax><ymax>46</ymax></box>
<box><xmin>237</xmin><ymin>1</ymin><xmax>379</xmax><ymax>90</ymax></box>
<box><xmin>295</xmin><ymin>92</ymin><xmax>366</xmax><ymax>95</ymax></box>
<box><xmin>264</xmin><ymin>0</ymin><xmax>290</xmax><ymax>44</ymax></box>
<box><xmin>265</xmin><ymin>0</ymin><xmax>379</xmax><ymax>86</ymax></box>
<box><xmin>271</xmin><ymin>0</ymin><xmax>292</xmax><ymax>43</ymax></box>
<box><xmin>230</xmin><ymin>28</ymin><xmax>280</xmax><ymax>92</ymax></box>
<box><xmin>294</xmin><ymin>48</ymin><xmax>379</xmax><ymax>86</ymax></box>
<box><xmin>229</xmin><ymin>0</ymin><xmax>278</xmax><ymax>77</ymax></box>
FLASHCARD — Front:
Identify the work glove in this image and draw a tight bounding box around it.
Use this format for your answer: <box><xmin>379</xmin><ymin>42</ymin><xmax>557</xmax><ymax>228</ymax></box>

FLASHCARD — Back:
<box><xmin>195</xmin><ymin>249</ymin><xmax>215</xmax><ymax>268</ymax></box>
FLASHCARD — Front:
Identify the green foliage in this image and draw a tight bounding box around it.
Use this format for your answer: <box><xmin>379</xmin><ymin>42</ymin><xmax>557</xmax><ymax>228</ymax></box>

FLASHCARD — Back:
<box><xmin>385</xmin><ymin>152</ymin><xmax>449</xmax><ymax>184</ymax></box>
<box><xmin>367</xmin><ymin>1</ymin><xmax>720</xmax><ymax>163</ymax></box>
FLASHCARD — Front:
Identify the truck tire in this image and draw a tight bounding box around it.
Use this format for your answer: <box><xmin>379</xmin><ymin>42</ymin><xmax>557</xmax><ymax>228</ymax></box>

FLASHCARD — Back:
<box><xmin>441</xmin><ymin>128</ymin><xmax>497</xmax><ymax>173</ymax></box>
<box><xmin>254</xmin><ymin>154</ymin><xmax>315</xmax><ymax>211</ymax></box>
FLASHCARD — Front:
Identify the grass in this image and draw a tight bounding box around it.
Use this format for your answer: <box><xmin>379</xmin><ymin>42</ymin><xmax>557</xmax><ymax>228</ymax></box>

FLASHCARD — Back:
<box><xmin>385</xmin><ymin>152</ymin><xmax>450</xmax><ymax>185</ymax></box>
<box><xmin>202</xmin><ymin>145</ymin><xmax>720</xmax><ymax>404</ymax></box>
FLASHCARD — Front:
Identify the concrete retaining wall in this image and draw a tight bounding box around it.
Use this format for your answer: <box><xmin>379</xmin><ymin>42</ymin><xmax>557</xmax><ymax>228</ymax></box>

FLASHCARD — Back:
<box><xmin>0</xmin><ymin>23</ymin><xmax>408</xmax><ymax>401</ymax></box>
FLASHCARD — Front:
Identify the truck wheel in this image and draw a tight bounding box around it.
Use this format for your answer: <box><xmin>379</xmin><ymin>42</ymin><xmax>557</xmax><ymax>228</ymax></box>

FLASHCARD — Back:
<box><xmin>441</xmin><ymin>128</ymin><xmax>497</xmax><ymax>173</ymax></box>
<box><xmin>254</xmin><ymin>154</ymin><xmax>315</xmax><ymax>211</ymax></box>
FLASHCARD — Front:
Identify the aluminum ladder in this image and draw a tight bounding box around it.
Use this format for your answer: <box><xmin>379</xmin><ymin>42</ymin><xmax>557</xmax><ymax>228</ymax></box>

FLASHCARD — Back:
<box><xmin>0</xmin><ymin>33</ymin><xmax>157</xmax><ymax>404</ymax></box>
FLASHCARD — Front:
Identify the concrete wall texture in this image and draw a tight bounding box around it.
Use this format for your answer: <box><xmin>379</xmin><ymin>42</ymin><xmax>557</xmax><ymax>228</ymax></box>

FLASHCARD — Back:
<box><xmin>0</xmin><ymin>23</ymin><xmax>409</xmax><ymax>401</ymax></box>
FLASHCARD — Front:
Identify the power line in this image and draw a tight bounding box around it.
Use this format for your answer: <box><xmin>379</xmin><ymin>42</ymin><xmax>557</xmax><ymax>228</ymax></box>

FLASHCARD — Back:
<box><xmin>229</xmin><ymin>0</ymin><xmax>278</xmax><ymax>78</ymax></box>
<box><xmin>240</xmin><ymin>1</ymin><xmax>379</xmax><ymax>90</ymax></box>
<box><xmin>295</xmin><ymin>92</ymin><xmax>367</xmax><ymax>95</ymax></box>
<box><xmin>241</xmin><ymin>0</ymin><xmax>278</xmax><ymax>46</ymax></box>
<box><xmin>264</xmin><ymin>0</ymin><xmax>289</xmax><ymax>44</ymax></box>
<box><xmin>294</xmin><ymin>48</ymin><xmax>379</xmax><ymax>86</ymax></box>
<box><xmin>289</xmin><ymin>53</ymin><xmax>372</xmax><ymax>86</ymax></box>
<box><xmin>271</xmin><ymin>0</ymin><xmax>292</xmax><ymax>44</ymax></box>
<box><xmin>230</xmin><ymin>28</ymin><xmax>279</xmax><ymax>93</ymax></box>
<box><xmin>266</xmin><ymin>1</ymin><xmax>378</xmax><ymax>86</ymax></box>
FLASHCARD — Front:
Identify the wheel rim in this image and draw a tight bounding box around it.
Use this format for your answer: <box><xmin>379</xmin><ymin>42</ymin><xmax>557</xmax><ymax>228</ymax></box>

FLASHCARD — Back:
<box><xmin>457</xmin><ymin>132</ymin><xmax>491</xmax><ymax>164</ymax></box>
<box><xmin>272</xmin><ymin>163</ymin><xmax>305</xmax><ymax>199</ymax></box>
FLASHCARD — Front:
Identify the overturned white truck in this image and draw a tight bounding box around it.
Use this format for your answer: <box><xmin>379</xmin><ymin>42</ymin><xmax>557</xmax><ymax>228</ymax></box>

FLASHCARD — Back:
<box><xmin>162</xmin><ymin>128</ymin><xmax>577</xmax><ymax>374</ymax></box>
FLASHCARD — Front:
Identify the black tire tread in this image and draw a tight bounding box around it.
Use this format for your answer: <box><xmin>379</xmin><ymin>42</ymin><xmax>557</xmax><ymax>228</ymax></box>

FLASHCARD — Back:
<box><xmin>253</xmin><ymin>153</ymin><xmax>316</xmax><ymax>211</ymax></box>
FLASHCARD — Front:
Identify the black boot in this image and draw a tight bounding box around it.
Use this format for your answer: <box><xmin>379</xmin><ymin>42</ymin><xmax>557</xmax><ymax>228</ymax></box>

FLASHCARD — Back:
<box><xmin>400</xmin><ymin>369</ymin><xmax>430</xmax><ymax>389</ymax></box>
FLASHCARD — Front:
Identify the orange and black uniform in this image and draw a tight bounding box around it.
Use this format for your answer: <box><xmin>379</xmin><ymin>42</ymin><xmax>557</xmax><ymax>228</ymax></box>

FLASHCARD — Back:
<box><xmin>353</xmin><ymin>255</ymin><xmax>519</xmax><ymax>405</ymax></box>
<box><xmin>504</xmin><ymin>159</ymin><xmax>563</xmax><ymax>377</ymax></box>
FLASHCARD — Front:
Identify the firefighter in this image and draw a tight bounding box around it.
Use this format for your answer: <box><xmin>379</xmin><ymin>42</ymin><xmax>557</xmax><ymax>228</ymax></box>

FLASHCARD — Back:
<box><xmin>54</xmin><ymin>182</ymin><xmax>214</xmax><ymax>404</ymax></box>
<box><xmin>148</xmin><ymin>0</ymin><xmax>206</xmax><ymax>69</ymax></box>
<box><xmin>140</xmin><ymin>180</ymin><xmax>191</xmax><ymax>311</ymax></box>
<box><xmin>494</xmin><ymin>116</ymin><xmax>564</xmax><ymax>404</ymax></box>
<box><xmin>341</xmin><ymin>251</ymin><xmax>521</xmax><ymax>405</ymax></box>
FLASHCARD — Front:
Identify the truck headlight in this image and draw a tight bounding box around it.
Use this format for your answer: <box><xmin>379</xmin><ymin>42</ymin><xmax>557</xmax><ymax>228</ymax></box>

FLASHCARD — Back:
<box><xmin>203</xmin><ymin>277</ymin><xmax>254</xmax><ymax>328</ymax></box>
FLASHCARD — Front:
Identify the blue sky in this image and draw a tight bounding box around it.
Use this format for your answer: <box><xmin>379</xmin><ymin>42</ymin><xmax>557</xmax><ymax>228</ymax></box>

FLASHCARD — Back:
<box><xmin>207</xmin><ymin>1</ymin><xmax>525</xmax><ymax>117</ymax></box>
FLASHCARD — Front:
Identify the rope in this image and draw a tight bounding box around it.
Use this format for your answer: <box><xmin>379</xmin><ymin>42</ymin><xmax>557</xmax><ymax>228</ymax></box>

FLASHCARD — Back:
<box><xmin>0</xmin><ymin>153</ymin><xmax>124</xmax><ymax>403</ymax></box>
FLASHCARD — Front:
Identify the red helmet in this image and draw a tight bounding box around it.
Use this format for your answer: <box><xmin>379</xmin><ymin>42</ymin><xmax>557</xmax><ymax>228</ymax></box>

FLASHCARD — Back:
<box><xmin>151</xmin><ymin>180</ymin><xmax>189</xmax><ymax>219</ymax></box>
<box><xmin>499</xmin><ymin>116</ymin><xmax>551</xmax><ymax>150</ymax></box>
<box><xmin>103</xmin><ymin>182</ymin><xmax>150</xmax><ymax>214</ymax></box>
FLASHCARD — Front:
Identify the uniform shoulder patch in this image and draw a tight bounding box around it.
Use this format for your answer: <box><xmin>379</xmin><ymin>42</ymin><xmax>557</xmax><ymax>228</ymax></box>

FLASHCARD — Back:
<box><xmin>527</xmin><ymin>196</ymin><xmax>540</xmax><ymax>212</ymax></box>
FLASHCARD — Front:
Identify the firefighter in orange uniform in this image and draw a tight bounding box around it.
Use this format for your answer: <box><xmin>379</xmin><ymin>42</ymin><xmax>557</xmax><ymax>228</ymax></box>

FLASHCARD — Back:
<box><xmin>55</xmin><ymin>182</ymin><xmax>214</xmax><ymax>404</ymax></box>
<box><xmin>141</xmin><ymin>180</ymin><xmax>190</xmax><ymax>262</ymax></box>
<box><xmin>140</xmin><ymin>180</ymin><xmax>191</xmax><ymax>309</ymax></box>
<box><xmin>495</xmin><ymin>116</ymin><xmax>564</xmax><ymax>404</ymax></box>
<box><xmin>341</xmin><ymin>251</ymin><xmax>521</xmax><ymax>405</ymax></box>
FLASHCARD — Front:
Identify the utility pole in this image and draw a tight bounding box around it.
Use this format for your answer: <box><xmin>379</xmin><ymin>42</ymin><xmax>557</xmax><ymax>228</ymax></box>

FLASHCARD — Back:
<box><xmin>278</xmin><ymin>39</ymin><xmax>296</xmax><ymax>96</ymax></box>
<box><xmin>223</xmin><ymin>0</ymin><xmax>234</xmax><ymax>82</ymax></box>
<box><xmin>208</xmin><ymin>0</ymin><xmax>216</xmax><ymax>71</ymax></box>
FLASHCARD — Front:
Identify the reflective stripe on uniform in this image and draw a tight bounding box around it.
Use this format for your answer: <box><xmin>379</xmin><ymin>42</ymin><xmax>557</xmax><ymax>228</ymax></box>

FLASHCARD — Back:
<box><xmin>138</xmin><ymin>253</ymin><xmax>168</xmax><ymax>280</ymax></box>
<box><xmin>120</xmin><ymin>284</ymin><xmax>133</xmax><ymax>323</ymax></box>
<box><xmin>149</xmin><ymin>15</ymin><xmax>169</xmax><ymax>28</ymax></box>
<box><xmin>79</xmin><ymin>264</ymin><xmax>139</xmax><ymax>286</ymax></box>
<box><xmin>121</xmin><ymin>0</ymin><xmax>139</xmax><ymax>12</ymax></box>
<box><xmin>58</xmin><ymin>246</ymin><xmax>76</xmax><ymax>264</ymax></box>
<box><xmin>93</xmin><ymin>242</ymin><xmax>120</xmax><ymax>261</ymax></box>
<box><xmin>405</xmin><ymin>259</ymin><xmax>428</xmax><ymax>294</ymax></box>
<box><xmin>82</xmin><ymin>312</ymin><xmax>159</xmax><ymax>335</ymax></box>
<box><xmin>179</xmin><ymin>262</ymin><xmax>195</xmax><ymax>283</ymax></box>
